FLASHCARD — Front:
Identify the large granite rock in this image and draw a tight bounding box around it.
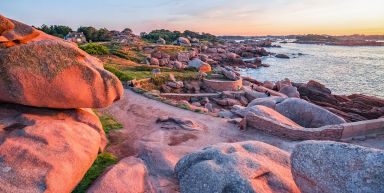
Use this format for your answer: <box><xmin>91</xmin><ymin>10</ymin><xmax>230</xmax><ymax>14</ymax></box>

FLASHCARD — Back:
<box><xmin>275</xmin><ymin>98</ymin><xmax>346</xmax><ymax>128</ymax></box>
<box><xmin>246</xmin><ymin>105</ymin><xmax>303</xmax><ymax>131</ymax></box>
<box><xmin>0</xmin><ymin>15</ymin><xmax>123</xmax><ymax>108</ymax></box>
<box><xmin>175</xmin><ymin>141</ymin><xmax>300</xmax><ymax>193</ymax></box>
<box><xmin>247</xmin><ymin>97</ymin><xmax>286</xmax><ymax>109</ymax></box>
<box><xmin>279</xmin><ymin>86</ymin><xmax>300</xmax><ymax>98</ymax></box>
<box><xmin>291</xmin><ymin>141</ymin><xmax>384</xmax><ymax>193</ymax></box>
<box><xmin>187</xmin><ymin>58</ymin><xmax>212</xmax><ymax>72</ymax></box>
<box><xmin>87</xmin><ymin>157</ymin><xmax>153</xmax><ymax>193</ymax></box>
<box><xmin>0</xmin><ymin>103</ymin><xmax>106</xmax><ymax>193</ymax></box>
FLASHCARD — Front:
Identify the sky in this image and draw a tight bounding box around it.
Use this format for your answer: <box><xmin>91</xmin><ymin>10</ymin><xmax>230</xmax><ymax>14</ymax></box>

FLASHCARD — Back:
<box><xmin>1</xmin><ymin>0</ymin><xmax>384</xmax><ymax>36</ymax></box>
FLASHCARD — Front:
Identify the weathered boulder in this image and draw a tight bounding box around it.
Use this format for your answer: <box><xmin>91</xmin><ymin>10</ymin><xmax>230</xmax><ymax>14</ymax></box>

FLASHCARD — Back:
<box><xmin>157</xmin><ymin>37</ymin><xmax>166</xmax><ymax>45</ymax></box>
<box><xmin>0</xmin><ymin>103</ymin><xmax>106</xmax><ymax>193</ymax></box>
<box><xmin>246</xmin><ymin>106</ymin><xmax>304</xmax><ymax>130</ymax></box>
<box><xmin>187</xmin><ymin>58</ymin><xmax>212</xmax><ymax>72</ymax></box>
<box><xmin>247</xmin><ymin>97</ymin><xmax>286</xmax><ymax>109</ymax></box>
<box><xmin>177</xmin><ymin>37</ymin><xmax>191</xmax><ymax>46</ymax></box>
<box><xmin>150</xmin><ymin>57</ymin><xmax>160</xmax><ymax>66</ymax></box>
<box><xmin>262</xmin><ymin>81</ymin><xmax>275</xmax><ymax>90</ymax></box>
<box><xmin>87</xmin><ymin>157</ymin><xmax>153</xmax><ymax>193</ymax></box>
<box><xmin>275</xmin><ymin>98</ymin><xmax>346</xmax><ymax>127</ymax></box>
<box><xmin>291</xmin><ymin>141</ymin><xmax>384</xmax><ymax>193</ymax></box>
<box><xmin>279</xmin><ymin>86</ymin><xmax>300</xmax><ymax>98</ymax></box>
<box><xmin>244</xmin><ymin>87</ymin><xmax>268</xmax><ymax>101</ymax></box>
<box><xmin>175</xmin><ymin>141</ymin><xmax>300</xmax><ymax>193</ymax></box>
<box><xmin>177</xmin><ymin>52</ymin><xmax>190</xmax><ymax>62</ymax></box>
<box><xmin>276</xmin><ymin>78</ymin><xmax>292</xmax><ymax>91</ymax></box>
<box><xmin>0</xmin><ymin>16</ymin><xmax>123</xmax><ymax>109</ymax></box>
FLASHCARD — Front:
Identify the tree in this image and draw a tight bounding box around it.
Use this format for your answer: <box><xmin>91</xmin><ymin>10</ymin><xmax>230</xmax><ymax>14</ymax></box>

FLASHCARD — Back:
<box><xmin>77</xmin><ymin>26</ymin><xmax>98</xmax><ymax>42</ymax></box>
<box><xmin>97</xmin><ymin>28</ymin><xmax>112</xmax><ymax>41</ymax></box>
<box><xmin>37</xmin><ymin>24</ymin><xmax>72</xmax><ymax>38</ymax></box>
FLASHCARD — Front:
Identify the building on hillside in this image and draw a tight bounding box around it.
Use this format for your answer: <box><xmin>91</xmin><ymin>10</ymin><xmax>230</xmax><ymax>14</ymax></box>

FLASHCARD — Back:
<box><xmin>64</xmin><ymin>32</ymin><xmax>87</xmax><ymax>43</ymax></box>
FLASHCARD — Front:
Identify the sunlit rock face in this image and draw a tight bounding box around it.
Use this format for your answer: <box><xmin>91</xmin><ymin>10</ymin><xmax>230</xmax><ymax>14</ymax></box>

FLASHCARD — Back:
<box><xmin>175</xmin><ymin>141</ymin><xmax>300</xmax><ymax>193</ymax></box>
<box><xmin>291</xmin><ymin>140</ymin><xmax>384</xmax><ymax>193</ymax></box>
<box><xmin>0</xmin><ymin>104</ymin><xmax>106</xmax><ymax>193</ymax></box>
<box><xmin>0</xmin><ymin>15</ymin><xmax>123</xmax><ymax>109</ymax></box>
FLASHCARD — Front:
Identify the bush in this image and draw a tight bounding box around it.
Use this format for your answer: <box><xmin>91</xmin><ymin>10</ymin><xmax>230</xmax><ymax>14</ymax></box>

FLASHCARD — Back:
<box><xmin>72</xmin><ymin>153</ymin><xmax>118</xmax><ymax>193</ymax></box>
<box><xmin>80</xmin><ymin>43</ymin><xmax>109</xmax><ymax>55</ymax></box>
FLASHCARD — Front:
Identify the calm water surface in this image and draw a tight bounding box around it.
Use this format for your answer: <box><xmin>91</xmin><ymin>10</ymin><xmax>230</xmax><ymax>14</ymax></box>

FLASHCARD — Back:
<box><xmin>240</xmin><ymin>43</ymin><xmax>384</xmax><ymax>98</ymax></box>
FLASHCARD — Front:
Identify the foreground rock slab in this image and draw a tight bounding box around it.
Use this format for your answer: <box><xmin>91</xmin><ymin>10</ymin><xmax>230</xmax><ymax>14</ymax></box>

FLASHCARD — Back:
<box><xmin>276</xmin><ymin>98</ymin><xmax>346</xmax><ymax>128</ymax></box>
<box><xmin>87</xmin><ymin>157</ymin><xmax>153</xmax><ymax>193</ymax></box>
<box><xmin>175</xmin><ymin>141</ymin><xmax>300</xmax><ymax>193</ymax></box>
<box><xmin>0</xmin><ymin>15</ymin><xmax>123</xmax><ymax>109</ymax></box>
<box><xmin>0</xmin><ymin>103</ymin><xmax>106</xmax><ymax>193</ymax></box>
<box><xmin>291</xmin><ymin>140</ymin><xmax>384</xmax><ymax>193</ymax></box>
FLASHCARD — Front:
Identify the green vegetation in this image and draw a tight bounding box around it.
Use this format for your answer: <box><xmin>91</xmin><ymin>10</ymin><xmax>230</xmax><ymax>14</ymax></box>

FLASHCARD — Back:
<box><xmin>141</xmin><ymin>29</ymin><xmax>219</xmax><ymax>43</ymax></box>
<box><xmin>80</xmin><ymin>43</ymin><xmax>109</xmax><ymax>55</ymax></box>
<box><xmin>178</xmin><ymin>104</ymin><xmax>191</xmax><ymax>110</ymax></box>
<box><xmin>72</xmin><ymin>111</ymin><xmax>123</xmax><ymax>193</ymax></box>
<box><xmin>72</xmin><ymin>153</ymin><xmax>118</xmax><ymax>193</ymax></box>
<box><xmin>36</xmin><ymin>24</ymin><xmax>72</xmax><ymax>38</ymax></box>
<box><xmin>98</xmin><ymin>112</ymin><xmax>124</xmax><ymax>135</ymax></box>
<box><xmin>77</xmin><ymin>26</ymin><xmax>112</xmax><ymax>42</ymax></box>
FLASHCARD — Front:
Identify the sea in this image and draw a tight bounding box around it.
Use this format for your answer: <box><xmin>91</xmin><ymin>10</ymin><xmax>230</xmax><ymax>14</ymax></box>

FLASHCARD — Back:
<box><xmin>240</xmin><ymin>43</ymin><xmax>384</xmax><ymax>98</ymax></box>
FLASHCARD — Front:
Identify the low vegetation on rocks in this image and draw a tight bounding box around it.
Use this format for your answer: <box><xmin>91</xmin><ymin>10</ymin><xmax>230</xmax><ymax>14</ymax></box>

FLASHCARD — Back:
<box><xmin>79</xmin><ymin>43</ymin><xmax>109</xmax><ymax>55</ymax></box>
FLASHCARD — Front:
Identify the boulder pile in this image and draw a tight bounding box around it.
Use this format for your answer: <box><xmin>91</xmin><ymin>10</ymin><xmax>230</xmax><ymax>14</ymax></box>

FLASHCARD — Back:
<box><xmin>0</xmin><ymin>15</ymin><xmax>123</xmax><ymax>192</ymax></box>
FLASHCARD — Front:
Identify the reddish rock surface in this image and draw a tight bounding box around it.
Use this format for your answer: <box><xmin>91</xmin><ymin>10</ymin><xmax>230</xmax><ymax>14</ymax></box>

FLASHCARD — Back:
<box><xmin>87</xmin><ymin>157</ymin><xmax>153</xmax><ymax>193</ymax></box>
<box><xmin>0</xmin><ymin>103</ymin><xmax>106</xmax><ymax>193</ymax></box>
<box><xmin>0</xmin><ymin>15</ymin><xmax>123</xmax><ymax>109</ymax></box>
<box><xmin>298</xmin><ymin>80</ymin><xmax>384</xmax><ymax>122</ymax></box>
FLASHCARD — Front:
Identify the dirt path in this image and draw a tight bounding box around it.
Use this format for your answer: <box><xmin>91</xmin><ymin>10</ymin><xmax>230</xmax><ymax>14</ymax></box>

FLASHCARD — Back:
<box><xmin>99</xmin><ymin>89</ymin><xmax>384</xmax><ymax>192</ymax></box>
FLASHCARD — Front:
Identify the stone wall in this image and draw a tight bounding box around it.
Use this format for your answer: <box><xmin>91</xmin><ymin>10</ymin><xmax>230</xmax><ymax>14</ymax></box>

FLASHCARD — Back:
<box><xmin>248</xmin><ymin>118</ymin><xmax>384</xmax><ymax>141</ymax></box>
<box><xmin>204</xmin><ymin>78</ymin><xmax>243</xmax><ymax>92</ymax></box>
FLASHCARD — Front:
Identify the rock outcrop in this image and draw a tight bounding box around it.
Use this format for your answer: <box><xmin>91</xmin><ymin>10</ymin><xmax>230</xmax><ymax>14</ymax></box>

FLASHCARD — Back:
<box><xmin>0</xmin><ymin>15</ymin><xmax>123</xmax><ymax>109</ymax></box>
<box><xmin>0</xmin><ymin>15</ymin><xmax>123</xmax><ymax>193</ymax></box>
<box><xmin>291</xmin><ymin>141</ymin><xmax>384</xmax><ymax>193</ymax></box>
<box><xmin>275</xmin><ymin>98</ymin><xmax>346</xmax><ymax>128</ymax></box>
<box><xmin>175</xmin><ymin>141</ymin><xmax>300</xmax><ymax>193</ymax></box>
<box><xmin>0</xmin><ymin>103</ymin><xmax>106</xmax><ymax>193</ymax></box>
<box><xmin>298</xmin><ymin>80</ymin><xmax>384</xmax><ymax>122</ymax></box>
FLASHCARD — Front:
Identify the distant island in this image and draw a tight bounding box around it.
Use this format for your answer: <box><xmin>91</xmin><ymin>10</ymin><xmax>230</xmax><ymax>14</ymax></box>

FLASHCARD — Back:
<box><xmin>219</xmin><ymin>34</ymin><xmax>384</xmax><ymax>46</ymax></box>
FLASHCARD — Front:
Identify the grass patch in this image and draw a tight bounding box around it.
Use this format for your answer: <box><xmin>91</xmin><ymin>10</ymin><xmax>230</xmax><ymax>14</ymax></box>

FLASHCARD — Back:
<box><xmin>98</xmin><ymin>112</ymin><xmax>124</xmax><ymax>135</ymax></box>
<box><xmin>72</xmin><ymin>153</ymin><xmax>118</xmax><ymax>193</ymax></box>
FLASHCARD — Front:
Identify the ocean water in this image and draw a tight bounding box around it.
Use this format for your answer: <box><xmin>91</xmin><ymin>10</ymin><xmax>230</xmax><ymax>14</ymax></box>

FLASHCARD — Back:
<box><xmin>240</xmin><ymin>43</ymin><xmax>384</xmax><ymax>98</ymax></box>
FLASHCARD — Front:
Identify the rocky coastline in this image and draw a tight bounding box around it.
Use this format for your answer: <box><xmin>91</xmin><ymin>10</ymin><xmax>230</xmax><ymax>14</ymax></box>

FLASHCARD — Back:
<box><xmin>1</xmin><ymin>15</ymin><xmax>383</xmax><ymax>193</ymax></box>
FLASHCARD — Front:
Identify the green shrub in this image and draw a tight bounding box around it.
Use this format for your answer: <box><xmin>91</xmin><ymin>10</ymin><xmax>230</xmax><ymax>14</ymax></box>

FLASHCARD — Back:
<box><xmin>72</xmin><ymin>153</ymin><xmax>118</xmax><ymax>193</ymax></box>
<box><xmin>80</xmin><ymin>43</ymin><xmax>109</xmax><ymax>55</ymax></box>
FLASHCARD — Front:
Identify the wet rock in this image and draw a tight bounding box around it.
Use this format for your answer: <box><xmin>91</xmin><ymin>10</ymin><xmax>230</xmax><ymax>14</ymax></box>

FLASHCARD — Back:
<box><xmin>291</xmin><ymin>141</ymin><xmax>384</xmax><ymax>193</ymax></box>
<box><xmin>275</xmin><ymin>98</ymin><xmax>346</xmax><ymax>128</ymax></box>
<box><xmin>175</xmin><ymin>141</ymin><xmax>300</xmax><ymax>193</ymax></box>
<box><xmin>0</xmin><ymin>104</ymin><xmax>106</xmax><ymax>193</ymax></box>
<box><xmin>275</xmin><ymin>54</ymin><xmax>290</xmax><ymax>59</ymax></box>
